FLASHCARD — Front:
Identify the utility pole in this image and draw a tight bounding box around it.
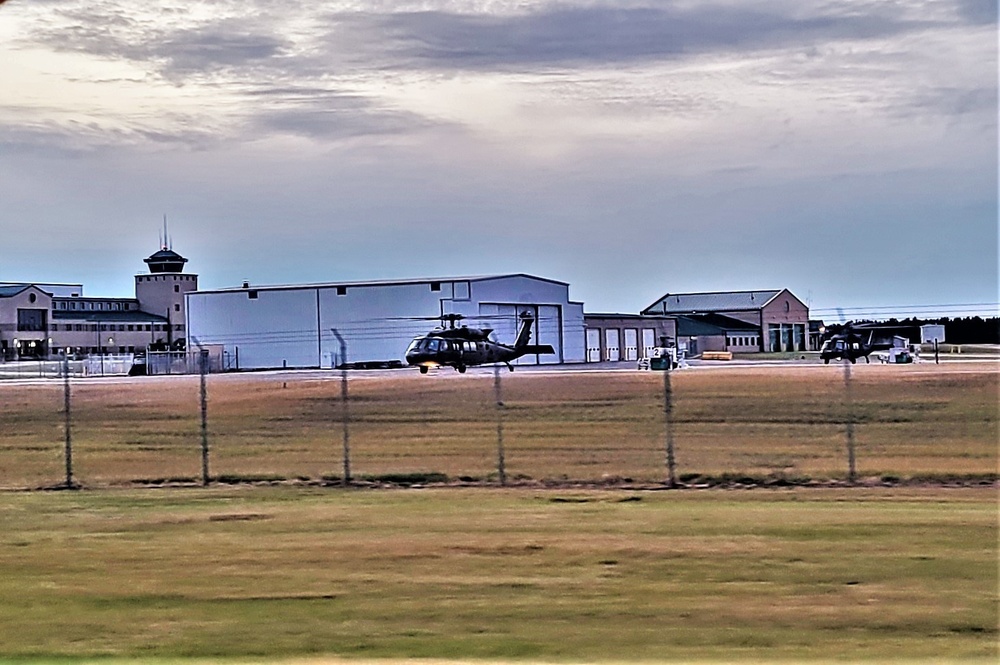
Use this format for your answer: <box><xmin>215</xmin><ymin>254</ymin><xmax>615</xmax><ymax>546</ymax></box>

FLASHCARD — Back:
<box><xmin>331</xmin><ymin>329</ymin><xmax>351</xmax><ymax>486</ymax></box>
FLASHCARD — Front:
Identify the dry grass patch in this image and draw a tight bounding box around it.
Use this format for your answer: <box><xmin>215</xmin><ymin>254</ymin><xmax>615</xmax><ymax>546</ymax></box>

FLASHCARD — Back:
<box><xmin>0</xmin><ymin>363</ymin><xmax>995</xmax><ymax>488</ymax></box>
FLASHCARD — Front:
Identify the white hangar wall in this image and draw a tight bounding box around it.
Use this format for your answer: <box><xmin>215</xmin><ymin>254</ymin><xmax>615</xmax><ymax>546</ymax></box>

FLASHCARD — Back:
<box><xmin>186</xmin><ymin>274</ymin><xmax>586</xmax><ymax>370</ymax></box>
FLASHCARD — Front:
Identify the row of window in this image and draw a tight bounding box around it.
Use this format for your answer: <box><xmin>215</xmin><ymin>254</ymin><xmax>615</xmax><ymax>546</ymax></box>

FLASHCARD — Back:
<box><xmin>54</xmin><ymin>300</ymin><xmax>135</xmax><ymax>311</ymax></box>
<box><xmin>138</xmin><ymin>275</ymin><xmax>195</xmax><ymax>282</ymax></box>
<box><xmin>726</xmin><ymin>335</ymin><xmax>760</xmax><ymax>347</ymax></box>
<box><xmin>48</xmin><ymin>324</ymin><xmax>184</xmax><ymax>332</ymax></box>
<box><xmin>767</xmin><ymin>323</ymin><xmax>807</xmax><ymax>352</ymax></box>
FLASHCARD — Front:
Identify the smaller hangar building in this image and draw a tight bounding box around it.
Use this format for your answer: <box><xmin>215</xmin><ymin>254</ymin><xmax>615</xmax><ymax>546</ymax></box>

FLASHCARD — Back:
<box><xmin>580</xmin><ymin>314</ymin><xmax>677</xmax><ymax>363</ymax></box>
<box><xmin>186</xmin><ymin>274</ymin><xmax>586</xmax><ymax>370</ymax></box>
<box><xmin>641</xmin><ymin>289</ymin><xmax>809</xmax><ymax>353</ymax></box>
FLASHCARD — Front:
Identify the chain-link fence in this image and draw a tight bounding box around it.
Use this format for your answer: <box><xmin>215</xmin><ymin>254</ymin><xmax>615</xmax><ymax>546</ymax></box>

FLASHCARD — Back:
<box><xmin>0</xmin><ymin>362</ymin><xmax>996</xmax><ymax>490</ymax></box>
<box><xmin>0</xmin><ymin>355</ymin><xmax>135</xmax><ymax>380</ymax></box>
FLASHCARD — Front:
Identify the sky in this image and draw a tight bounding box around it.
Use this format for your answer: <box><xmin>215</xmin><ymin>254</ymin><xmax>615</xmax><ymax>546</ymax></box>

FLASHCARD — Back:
<box><xmin>1</xmin><ymin>0</ymin><xmax>997</xmax><ymax>320</ymax></box>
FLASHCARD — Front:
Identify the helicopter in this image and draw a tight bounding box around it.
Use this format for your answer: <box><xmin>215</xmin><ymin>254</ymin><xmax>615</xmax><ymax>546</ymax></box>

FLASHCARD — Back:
<box><xmin>405</xmin><ymin>311</ymin><xmax>555</xmax><ymax>374</ymax></box>
<box><xmin>819</xmin><ymin>321</ymin><xmax>892</xmax><ymax>364</ymax></box>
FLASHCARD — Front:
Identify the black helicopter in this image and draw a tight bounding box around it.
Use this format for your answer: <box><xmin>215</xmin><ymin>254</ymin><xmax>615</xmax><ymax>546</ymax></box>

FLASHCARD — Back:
<box><xmin>405</xmin><ymin>312</ymin><xmax>555</xmax><ymax>374</ymax></box>
<box><xmin>819</xmin><ymin>322</ymin><xmax>892</xmax><ymax>364</ymax></box>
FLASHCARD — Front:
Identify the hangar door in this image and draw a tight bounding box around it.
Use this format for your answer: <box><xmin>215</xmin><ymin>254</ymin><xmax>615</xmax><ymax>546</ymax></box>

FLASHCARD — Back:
<box><xmin>478</xmin><ymin>303</ymin><xmax>562</xmax><ymax>365</ymax></box>
<box><xmin>586</xmin><ymin>329</ymin><xmax>601</xmax><ymax>362</ymax></box>
<box><xmin>605</xmin><ymin>329</ymin><xmax>620</xmax><ymax>361</ymax></box>
<box><xmin>623</xmin><ymin>329</ymin><xmax>638</xmax><ymax>361</ymax></box>
<box><xmin>642</xmin><ymin>329</ymin><xmax>656</xmax><ymax>358</ymax></box>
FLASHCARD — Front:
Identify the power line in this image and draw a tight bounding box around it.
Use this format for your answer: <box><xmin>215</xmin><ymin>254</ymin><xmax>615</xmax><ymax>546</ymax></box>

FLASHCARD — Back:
<box><xmin>810</xmin><ymin>302</ymin><xmax>999</xmax><ymax>319</ymax></box>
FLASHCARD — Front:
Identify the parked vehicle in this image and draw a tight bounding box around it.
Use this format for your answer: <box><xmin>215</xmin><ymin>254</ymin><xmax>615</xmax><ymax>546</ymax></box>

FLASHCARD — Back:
<box><xmin>637</xmin><ymin>346</ymin><xmax>678</xmax><ymax>370</ymax></box>
<box><xmin>876</xmin><ymin>347</ymin><xmax>915</xmax><ymax>364</ymax></box>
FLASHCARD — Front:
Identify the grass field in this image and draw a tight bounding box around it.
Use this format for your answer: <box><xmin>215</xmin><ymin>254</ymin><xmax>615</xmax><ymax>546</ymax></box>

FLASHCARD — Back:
<box><xmin>1</xmin><ymin>363</ymin><xmax>996</xmax><ymax>662</ymax></box>
<box><xmin>0</xmin><ymin>362</ymin><xmax>996</xmax><ymax>489</ymax></box>
<box><xmin>0</xmin><ymin>486</ymin><xmax>995</xmax><ymax>661</ymax></box>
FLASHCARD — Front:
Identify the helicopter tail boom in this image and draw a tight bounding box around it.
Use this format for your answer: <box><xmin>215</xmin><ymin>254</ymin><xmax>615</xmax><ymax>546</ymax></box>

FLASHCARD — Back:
<box><xmin>515</xmin><ymin>344</ymin><xmax>555</xmax><ymax>357</ymax></box>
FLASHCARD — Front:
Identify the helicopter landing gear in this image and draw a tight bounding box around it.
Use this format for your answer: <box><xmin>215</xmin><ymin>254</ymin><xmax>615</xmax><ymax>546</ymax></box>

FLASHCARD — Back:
<box><xmin>457</xmin><ymin>365</ymin><xmax>466</xmax><ymax>373</ymax></box>
<box><xmin>419</xmin><ymin>366</ymin><xmax>428</xmax><ymax>374</ymax></box>
<box><xmin>506</xmin><ymin>363</ymin><xmax>514</xmax><ymax>372</ymax></box>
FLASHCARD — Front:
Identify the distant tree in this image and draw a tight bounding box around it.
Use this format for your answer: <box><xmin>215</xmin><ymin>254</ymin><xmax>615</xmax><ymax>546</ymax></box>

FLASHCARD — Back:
<box><xmin>862</xmin><ymin>316</ymin><xmax>999</xmax><ymax>344</ymax></box>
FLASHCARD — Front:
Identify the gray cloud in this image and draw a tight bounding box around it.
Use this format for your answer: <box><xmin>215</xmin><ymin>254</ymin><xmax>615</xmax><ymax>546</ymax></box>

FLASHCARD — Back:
<box><xmin>19</xmin><ymin>2</ymin><xmax>979</xmax><ymax>78</ymax></box>
<box><xmin>343</xmin><ymin>5</ymin><xmax>940</xmax><ymax>71</ymax></box>
<box><xmin>247</xmin><ymin>88</ymin><xmax>447</xmax><ymax>139</ymax></box>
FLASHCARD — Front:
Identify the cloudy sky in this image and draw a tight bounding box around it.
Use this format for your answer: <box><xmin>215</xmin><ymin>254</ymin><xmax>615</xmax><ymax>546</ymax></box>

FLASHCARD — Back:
<box><xmin>1</xmin><ymin>0</ymin><xmax>996</xmax><ymax>318</ymax></box>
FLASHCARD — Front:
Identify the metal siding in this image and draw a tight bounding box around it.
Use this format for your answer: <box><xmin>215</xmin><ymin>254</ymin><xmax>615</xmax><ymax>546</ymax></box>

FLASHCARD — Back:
<box><xmin>470</xmin><ymin>276</ymin><xmax>568</xmax><ymax>305</ymax></box>
<box><xmin>318</xmin><ymin>282</ymin><xmax>446</xmax><ymax>365</ymax></box>
<box><xmin>562</xmin><ymin>303</ymin><xmax>586</xmax><ymax>363</ymax></box>
<box><xmin>537</xmin><ymin>304</ymin><xmax>562</xmax><ymax>364</ymax></box>
<box><xmin>187</xmin><ymin>289</ymin><xmax>319</xmax><ymax>369</ymax></box>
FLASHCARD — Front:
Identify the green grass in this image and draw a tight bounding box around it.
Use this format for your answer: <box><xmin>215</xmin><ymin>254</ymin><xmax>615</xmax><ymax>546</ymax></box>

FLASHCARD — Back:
<box><xmin>0</xmin><ymin>487</ymin><xmax>995</xmax><ymax>661</ymax></box>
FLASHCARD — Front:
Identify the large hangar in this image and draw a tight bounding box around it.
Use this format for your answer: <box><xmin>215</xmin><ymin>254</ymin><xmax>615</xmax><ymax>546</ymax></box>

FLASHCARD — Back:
<box><xmin>186</xmin><ymin>274</ymin><xmax>586</xmax><ymax>370</ymax></box>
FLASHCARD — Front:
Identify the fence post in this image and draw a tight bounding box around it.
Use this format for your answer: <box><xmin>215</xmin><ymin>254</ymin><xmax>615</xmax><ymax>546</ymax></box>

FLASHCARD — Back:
<box><xmin>331</xmin><ymin>329</ymin><xmax>351</xmax><ymax>486</ymax></box>
<box><xmin>494</xmin><ymin>363</ymin><xmax>506</xmax><ymax>486</ymax></box>
<box><xmin>199</xmin><ymin>349</ymin><xmax>210</xmax><ymax>485</ymax></box>
<box><xmin>843</xmin><ymin>358</ymin><xmax>857</xmax><ymax>484</ymax></box>
<box><xmin>62</xmin><ymin>353</ymin><xmax>76</xmax><ymax>489</ymax></box>
<box><xmin>663</xmin><ymin>365</ymin><xmax>678</xmax><ymax>488</ymax></box>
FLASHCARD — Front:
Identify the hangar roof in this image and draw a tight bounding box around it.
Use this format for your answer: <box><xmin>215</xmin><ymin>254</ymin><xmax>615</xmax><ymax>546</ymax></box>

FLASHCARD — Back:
<box><xmin>197</xmin><ymin>273</ymin><xmax>569</xmax><ymax>295</ymax></box>
<box><xmin>52</xmin><ymin>311</ymin><xmax>169</xmax><ymax>323</ymax></box>
<box><xmin>675</xmin><ymin>313</ymin><xmax>760</xmax><ymax>336</ymax></box>
<box><xmin>0</xmin><ymin>285</ymin><xmax>31</xmax><ymax>297</ymax></box>
<box><xmin>643</xmin><ymin>290</ymin><xmax>783</xmax><ymax>314</ymax></box>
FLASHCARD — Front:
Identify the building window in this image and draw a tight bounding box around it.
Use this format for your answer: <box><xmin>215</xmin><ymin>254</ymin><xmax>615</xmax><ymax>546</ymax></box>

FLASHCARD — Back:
<box><xmin>174</xmin><ymin>285</ymin><xmax>180</xmax><ymax>293</ymax></box>
<box><xmin>16</xmin><ymin>309</ymin><xmax>46</xmax><ymax>332</ymax></box>
<box><xmin>174</xmin><ymin>304</ymin><xmax>180</xmax><ymax>312</ymax></box>
<box><xmin>337</xmin><ymin>286</ymin><xmax>347</xmax><ymax>296</ymax></box>
<box><xmin>248</xmin><ymin>290</ymin><xmax>258</xmax><ymax>299</ymax></box>
<box><xmin>430</xmin><ymin>282</ymin><xmax>441</xmax><ymax>292</ymax></box>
